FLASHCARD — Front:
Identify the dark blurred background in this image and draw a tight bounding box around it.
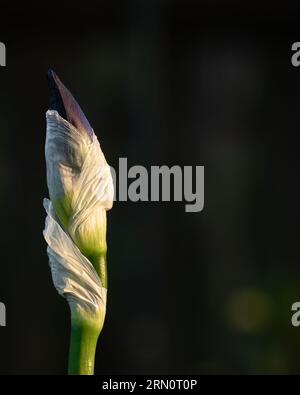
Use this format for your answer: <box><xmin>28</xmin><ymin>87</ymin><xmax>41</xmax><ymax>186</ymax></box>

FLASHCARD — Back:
<box><xmin>0</xmin><ymin>0</ymin><xmax>300</xmax><ymax>374</ymax></box>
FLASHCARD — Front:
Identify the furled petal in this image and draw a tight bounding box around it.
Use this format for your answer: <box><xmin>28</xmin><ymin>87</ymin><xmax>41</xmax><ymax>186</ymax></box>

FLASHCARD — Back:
<box><xmin>43</xmin><ymin>198</ymin><xmax>107</xmax><ymax>315</ymax></box>
<box><xmin>45</xmin><ymin>110</ymin><xmax>114</xmax><ymax>252</ymax></box>
<box><xmin>47</xmin><ymin>69</ymin><xmax>94</xmax><ymax>140</ymax></box>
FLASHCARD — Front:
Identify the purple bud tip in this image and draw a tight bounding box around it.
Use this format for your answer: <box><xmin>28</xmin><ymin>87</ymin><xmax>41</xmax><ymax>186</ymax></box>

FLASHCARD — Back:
<box><xmin>47</xmin><ymin>69</ymin><xmax>94</xmax><ymax>140</ymax></box>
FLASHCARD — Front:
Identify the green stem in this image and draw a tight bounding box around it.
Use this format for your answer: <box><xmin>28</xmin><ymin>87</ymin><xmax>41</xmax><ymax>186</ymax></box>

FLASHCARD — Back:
<box><xmin>68</xmin><ymin>309</ymin><xmax>105</xmax><ymax>375</ymax></box>
<box><xmin>68</xmin><ymin>318</ymin><xmax>98</xmax><ymax>375</ymax></box>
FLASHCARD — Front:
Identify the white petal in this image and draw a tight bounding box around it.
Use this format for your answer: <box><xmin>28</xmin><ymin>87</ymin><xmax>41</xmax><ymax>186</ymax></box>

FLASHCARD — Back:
<box><xmin>45</xmin><ymin>110</ymin><xmax>114</xmax><ymax>211</ymax></box>
<box><xmin>43</xmin><ymin>198</ymin><xmax>106</xmax><ymax>314</ymax></box>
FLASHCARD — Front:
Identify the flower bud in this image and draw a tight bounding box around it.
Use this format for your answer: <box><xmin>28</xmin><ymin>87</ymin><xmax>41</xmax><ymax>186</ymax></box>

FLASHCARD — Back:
<box><xmin>44</xmin><ymin>70</ymin><xmax>113</xmax><ymax>304</ymax></box>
